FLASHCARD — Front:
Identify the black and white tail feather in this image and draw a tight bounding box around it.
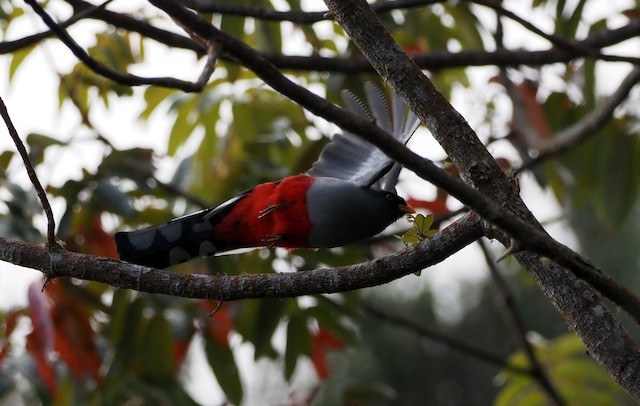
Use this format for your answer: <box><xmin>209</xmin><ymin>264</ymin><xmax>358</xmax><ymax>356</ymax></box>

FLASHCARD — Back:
<box><xmin>115</xmin><ymin>193</ymin><xmax>248</xmax><ymax>269</ymax></box>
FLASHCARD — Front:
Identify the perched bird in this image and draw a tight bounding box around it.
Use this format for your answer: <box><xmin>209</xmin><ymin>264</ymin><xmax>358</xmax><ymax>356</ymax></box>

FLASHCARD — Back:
<box><xmin>115</xmin><ymin>83</ymin><xmax>420</xmax><ymax>269</ymax></box>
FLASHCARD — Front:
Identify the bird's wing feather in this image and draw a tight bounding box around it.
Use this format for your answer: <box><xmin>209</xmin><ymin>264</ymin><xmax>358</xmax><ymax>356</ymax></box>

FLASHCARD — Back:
<box><xmin>307</xmin><ymin>82</ymin><xmax>420</xmax><ymax>188</ymax></box>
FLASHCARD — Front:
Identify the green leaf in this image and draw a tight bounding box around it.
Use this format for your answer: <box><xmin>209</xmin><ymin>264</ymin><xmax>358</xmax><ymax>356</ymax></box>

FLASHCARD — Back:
<box><xmin>9</xmin><ymin>44</ymin><xmax>36</xmax><ymax>81</ymax></box>
<box><xmin>400</xmin><ymin>214</ymin><xmax>437</xmax><ymax>245</ymax></box>
<box><xmin>0</xmin><ymin>150</ymin><xmax>14</xmax><ymax>175</ymax></box>
<box><xmin>592</xmin><ymin>126</ymin><xmax>640</xmax><ymax>228</ymax></box>
<box><xmin>138</xmin><ymin>315</ymin><xmax>175</xmax><ymax>382</ymax></box>
<box><xmin>98</xmin><ymin>148</ymin><xmax>155</xmax><ymax>183</ymax></box>
<box><xmin>202</xmin><ymin>327</ymin><xmax>243</xmax><ymax>405</ymax></box>
<box><xmin>284</xmin><ymin>313</ymin><xmax>311</xmax><ymax>380</ymax></box>
<box><xmin>303</xmin><ymin>305</ymin><xmax>356</xmax><ymax>345</ymax></box>
<box><xmin>93</xmin><ymin>180</ymin><xmax>134</xmax><ymax>217</ymax></box>
<box><xmin>220</xmin><ymin>15</ymin><xmax>245</xmax><ymax>82</ymax></box>
<box><xmin>107</xmin><ymin>296</ymin><xmax>146</xmax><ymax>378</ymax></box>
<box><xmin>26</xmin><ymin>133</ymin><xmax>66</xmax><ymax>166</ymax></box>
<box><xmin>140</xmin><ymin>86</ymin><xmax>177</xmax><ymax>120</ymax></box>
<box><xmin>563</xmin><ymin>0</ymin><xmax>587</xmax><ymax>39</ymax></box>
<box><xmin>448</xmin><ymin>4</ymin><xmax>483</xmax><ymax>49</ymax></box>
<box><xmin>496</xmin><ymin>334</ymin><xmax>627</xmax><ymax>405</ymax></box>
<box><xmin>254</xmin><ymin>20</ymin><xmax>282</xmax><ymax>53</ymax></box>
<box><xmin>167</xmin><ymin>97</ymin><xmax>199</xmax><ymax>156</ymax></box>
<box><xmin>105</xmin><ymin>289</ymin><xmax>132</xmax><ymax>344</ymax></box>
<box><xmin>235</xmin><ymin>298</ymin><xmax>288</xmax><ymax>359</ymax></box>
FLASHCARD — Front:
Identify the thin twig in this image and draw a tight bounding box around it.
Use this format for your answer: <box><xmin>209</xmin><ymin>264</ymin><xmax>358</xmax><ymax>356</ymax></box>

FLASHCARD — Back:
<box><xmin>181</xmin><ymin>0</ymin><xmax>442</xmax><ymax>23</ymax></box>
<box><xmin>518</xmin><ymin>66</ymin><xmax>640</xmax><ymax>173</ymax></box>
<box><xmin>472</xmin><ymin>0</ymin><xmax>640</xmax><ymax>64</ymax></box>
<box><xmin>360</xmin><ymin>303</ymin><xmax>535</xmax><ymax>376</ymax></box>
<box><xmin>185</xmin><ymin>0</ymin><xmax>640</xmax><ymax>64</ymax></box>
<box><xmin>151</xmin><ymin>175</ymin><xmax>209</xmax><ymax>209</ymax></box>
<box><xmin>479</xmin><ymin>239</ymin><xmax>565</xmax><ymax>406</ymax></box>
<box><xmin>0</xmin><ymin>98</ymin><xmax>57</xmax><ymax>247</ymax></box>
<box><xmin>0</xmin><ymin>0</ymin><xmax>112</xmax><ymax>54</ymax></box>
<box><xmin>12</xmin><ymin>0</ymin><xmax>636</xmax><ymax>72</ymax></box>
<box><xmin>24</xmin><ymin>0</ymin><xmax>216</xmax><ymax>92</ymax></box>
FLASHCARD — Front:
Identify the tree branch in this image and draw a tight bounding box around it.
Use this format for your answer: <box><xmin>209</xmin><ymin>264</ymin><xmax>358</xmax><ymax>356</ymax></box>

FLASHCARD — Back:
<box><xmin>472</xmin><ymin>0</ymin><xmax>640</xmax><ymax>64</ymax></box>
<box><xmin>361</xmin><ymin>304</ymin><xmax>535</xmax><ymax>377</ymax></box>
<box><xmin>479</xmin><ymin>240</ymin><xmax>564</xmax><ymax>406</ymax></box>
<box><xmin>181</xmin><ymin>0</ymin><xmax>442</xmax><ymax>23</ymax></box>
<box><xmin>0</xmin><ymin>1</ymin><xmax>111</xmax><ymax>54</ymax></box>
<box><xmin>25</xmin><ymin>0</ymin><xmax>219</xmax><ymax>92</ymax></box>
<box><xmin>0</xmin><ymin>98</ymin><xmax>56</xmax><ymax>247</ymax></box>
<box><xmin>7</xmin><ymin>0</ymin><xmax>636</xmax><ymax>73</ymax></box>
<box><xmin>0</xmin><ymin>213</ymin><xmax>482</xmax><ymax>299</ymax></box>
<box><xmin>518</xmin><ymin>65</ymin><xmax>640</xmax><ymax>173</ymax></box>
<box><xmin>320</xmin><ymin>0</ymin><xmax>640</xmax><ymax>399</ymax></box>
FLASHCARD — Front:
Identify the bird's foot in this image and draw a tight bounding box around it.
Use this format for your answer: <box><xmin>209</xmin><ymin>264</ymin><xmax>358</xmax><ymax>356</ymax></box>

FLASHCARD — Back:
<box><xmin>263</xmin><ymin>234</ymin><xmax>283</xmax><ymax>246</ymax></box>
<box><xmin>258</xmin><ymin>204</ymin><xmax>279</xmax><ymax>219</ymax></box>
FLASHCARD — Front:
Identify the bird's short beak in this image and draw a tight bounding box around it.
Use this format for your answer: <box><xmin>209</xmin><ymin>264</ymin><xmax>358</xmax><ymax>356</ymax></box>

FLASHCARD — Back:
<box><xmin>399</xmin><ymin>204</ymin><xmax>416</xmax><ymax>214</ymax></box>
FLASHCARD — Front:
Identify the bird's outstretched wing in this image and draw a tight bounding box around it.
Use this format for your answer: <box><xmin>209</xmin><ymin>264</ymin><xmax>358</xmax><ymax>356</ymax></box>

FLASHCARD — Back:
<box><xmin>307</xmin><ymin>82</ymin><xmax>420</xmax><ymax>188</ymax></box>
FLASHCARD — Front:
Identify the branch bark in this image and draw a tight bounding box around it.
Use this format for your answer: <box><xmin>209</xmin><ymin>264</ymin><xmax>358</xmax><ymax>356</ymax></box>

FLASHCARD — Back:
<box><xmin>25</xmin><ymin>0</ymin><xmax>219</xmax><ymax>92</ymax></box>
<box><xmin>6</xmin><ymin>0</ymin><xmax>639</xmax><ymax>73</ymax></box>
<box><xmin>0</xmin><ymin>214</ymin><xmax>482</xmax><ymax>298</ymax></box>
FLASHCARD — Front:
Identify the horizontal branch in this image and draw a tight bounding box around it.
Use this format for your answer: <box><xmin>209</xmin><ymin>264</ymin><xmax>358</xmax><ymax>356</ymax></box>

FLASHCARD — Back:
<box><xmin>473</xmin><ymin>0</ymin><xmax>640</xmax><ymax>64</ymax></box>
<box><xmin>0</xmin><ymin>214</ymin><xmax>483</xmax><ymax>299</ymax></box>
<box><xmin>181</xmin><ymin>0</ymin><xmax>439</xmax><ymax>23</ymax></box>
<box><xmin>25</xmin><ymin>0</ymin><xmax>216</xmax><ymax>92</ymax></box>
<box><xmin>0</xmin><ymin>1</ymin><xmax>111</xmax><ymax>54</ymax></box>
<box><xmin>271</xmin><ymin>18</ymin><xmax>640</xmax><ymax>71</ymax></box>
<box><xmin>6</xmin><ymin>0</ymin><xmax>636</xmax><ymax>74</ymax></box>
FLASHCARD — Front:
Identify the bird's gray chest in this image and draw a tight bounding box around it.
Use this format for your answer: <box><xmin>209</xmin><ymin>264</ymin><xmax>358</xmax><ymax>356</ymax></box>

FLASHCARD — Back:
<box><xmin>306</xmin><ymin>178</ymin><xmax>392</xmax><ymax>248</ymax></box>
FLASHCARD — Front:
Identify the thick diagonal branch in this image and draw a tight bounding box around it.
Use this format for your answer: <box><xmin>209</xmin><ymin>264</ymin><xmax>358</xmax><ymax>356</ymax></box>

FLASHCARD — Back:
<box><xmin>322</xmin><ymin>0</ymin><xmax>640</xmax><ymax>399</ymax></box>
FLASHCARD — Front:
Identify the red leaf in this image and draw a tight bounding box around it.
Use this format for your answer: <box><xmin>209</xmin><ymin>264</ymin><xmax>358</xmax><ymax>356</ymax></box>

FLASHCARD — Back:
<box><xmin>402</xmin><ymin>44</ymin><xmax>425</xmax><ymax>55</ymax></box>
<box><xmin>516</xmin><ymin>80</ymin><xmax>553</xmax><ymax>143</ymax></box>
<box><xmin>172</xmin><ymin>339</ymin><xmax>191</xmax><ymax>371</ymax></box>
<box><xmin>0</xmin><ymin>310</ymin><xmax>22</xmax><ymax>363</ymax></box>
<box><xmin>84</xmin><ymin>214</ymin><xmax>119</xmax><ymax>259</ymax></box>
<box><xmin>172</xmin><ymin>321</ymin><xmax>195</xmax><ymax>371</ymax></box>
<box><xmin>26</xmin><ymin>282</ymin><xmax>57</xmax><ymax>395</ymax></box>
<box><xmin>406</xmin><ymin>197</ymin><xmax>448</xmax><ymax>214</ymax></box>
<box><xmin>310</xmin><ymin>328</ymin><xmax>344</xmax><ymax>379</ymax></box>
<box><xmin>46</xmin><ymin>283</ymin><xmax>102</xmax><ymax>383</ymax></box>
<box><xmin>199</xmin><ymin>301</ymin><xmax>233</xmax><ymax>348</ymax></box>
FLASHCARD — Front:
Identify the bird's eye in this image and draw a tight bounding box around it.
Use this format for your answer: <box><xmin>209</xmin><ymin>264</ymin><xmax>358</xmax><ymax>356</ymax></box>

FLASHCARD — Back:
<box><xmin>385</xmin><ymin>193</ymin><xmax>394</xmax><ymax>201</ymax></box>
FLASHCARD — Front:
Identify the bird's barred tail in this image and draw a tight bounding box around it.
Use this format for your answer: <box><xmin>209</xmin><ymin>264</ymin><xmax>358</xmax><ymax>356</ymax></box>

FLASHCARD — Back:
<box><xmin>115</xmin><ymin>208</ymin><xmax>218</xmax><ymax>269</ymax></box>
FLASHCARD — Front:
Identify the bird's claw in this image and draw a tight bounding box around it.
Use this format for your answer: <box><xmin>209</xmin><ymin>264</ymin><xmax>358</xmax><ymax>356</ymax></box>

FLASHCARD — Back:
<box><xmin>496</xmin><ymin>239</ymin><xmax>522</xmax><ymax>263</ymax></box>
<box><xmin>263</xmin><ymin>234</ymin><xmax>283</xmax><ymax>246</ymax></box>
<box><xmin>258</xmin><ymin>204</ymin><xmax>279</xmax><ymax>219</ymax></box>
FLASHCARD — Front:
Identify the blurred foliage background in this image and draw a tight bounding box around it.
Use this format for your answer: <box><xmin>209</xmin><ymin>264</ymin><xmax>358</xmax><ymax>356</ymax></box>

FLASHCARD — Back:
<box><xmin>0</xmin><ymin>0</ymin><xmax>639</xmax><ymax>404</ymax></box>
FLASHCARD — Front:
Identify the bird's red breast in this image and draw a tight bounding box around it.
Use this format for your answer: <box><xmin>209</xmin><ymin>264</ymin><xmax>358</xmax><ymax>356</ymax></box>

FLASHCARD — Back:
<box><xmin>212</xmin><ymin>175</ymin><xmax>315</xmax><ymax>248</ymax></box>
